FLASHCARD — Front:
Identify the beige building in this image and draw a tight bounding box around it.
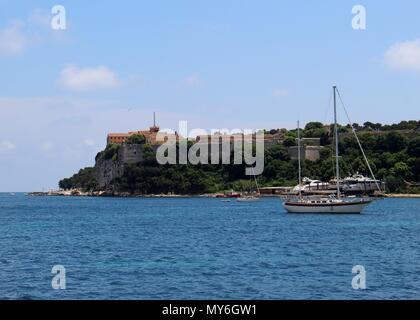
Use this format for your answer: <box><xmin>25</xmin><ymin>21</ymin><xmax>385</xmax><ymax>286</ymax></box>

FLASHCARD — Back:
<box><xmin>107</xmin><ymin>113</ymin><xmax>179</xmax><ymax>145</ymax></box>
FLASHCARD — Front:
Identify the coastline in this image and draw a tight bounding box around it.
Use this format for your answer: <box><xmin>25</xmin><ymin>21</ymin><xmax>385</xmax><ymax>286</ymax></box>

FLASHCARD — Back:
<box><xmin>384</xmin><ymin>193</ymin><xmax>420</xmax><ymax>198</ymax></box>
<box><xmin>27</xmin><ymin>190</ymin><xmax>420</xmax><ymax>198</ymax></box>
<box><xmin>27</xmin><ymin>190</ymin><xmax>196</xmax><ymax>198</ymax></box>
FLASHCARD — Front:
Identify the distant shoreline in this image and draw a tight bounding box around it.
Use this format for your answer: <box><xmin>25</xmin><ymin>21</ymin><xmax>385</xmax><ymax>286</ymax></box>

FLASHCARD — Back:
<box><xmin>27</xmin><ymin>190</ymin><xmax>196</xmax><ymax>198</ymax></box>
<box><xmin>26</xmin><ymin>190</ymin><xmax>420</xmax><ymax>198</ymax></box>
<box><xmin>383</xmin><ymin>194</ymin><xmax>420</xmax><ymax>198</ymax></box>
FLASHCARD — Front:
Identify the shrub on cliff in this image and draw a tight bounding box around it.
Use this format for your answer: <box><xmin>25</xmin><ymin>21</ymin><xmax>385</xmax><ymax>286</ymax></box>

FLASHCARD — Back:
<box><xmin>126</xmin><ymin>134</ymin><xmax>146</xmax><ymax>145</ymax></box>
<box><xmin>103</xmin><ymin>144</ymin><xmax>121</xmax><ymax>161</ymax></box>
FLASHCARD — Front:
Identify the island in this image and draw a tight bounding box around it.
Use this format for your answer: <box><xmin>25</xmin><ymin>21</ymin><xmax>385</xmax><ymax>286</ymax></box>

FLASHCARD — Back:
<box><xmin>54</xmin><ymin>120</ymin><xmax>420</xmax><ymax>197</ymax></box>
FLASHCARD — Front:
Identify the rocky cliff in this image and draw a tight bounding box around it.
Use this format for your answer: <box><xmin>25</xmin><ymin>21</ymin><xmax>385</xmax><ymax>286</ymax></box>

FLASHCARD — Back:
<box><xmin>96</xmin><ymin>144</ymin><xmax>145</xmax><ymax>189</ymax></box>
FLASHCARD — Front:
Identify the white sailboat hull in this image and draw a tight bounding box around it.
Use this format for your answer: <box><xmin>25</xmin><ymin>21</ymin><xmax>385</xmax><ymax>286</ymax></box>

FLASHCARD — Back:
<box><xmin>283</xmin><ymin>200</ymin><xmax>371</xmax><ymax>214</ymax></box>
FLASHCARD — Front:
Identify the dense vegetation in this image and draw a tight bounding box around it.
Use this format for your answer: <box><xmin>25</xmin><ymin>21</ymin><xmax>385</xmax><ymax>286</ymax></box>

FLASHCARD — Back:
<box><xmin>59</xmin><ymin>120</ymin><xmax>420</xmax><ymax>194</ymax></box>
<box><xmin>59</xmin><ymin>167</ymin><xmax>98</xmax><ymax>191</ymax></box>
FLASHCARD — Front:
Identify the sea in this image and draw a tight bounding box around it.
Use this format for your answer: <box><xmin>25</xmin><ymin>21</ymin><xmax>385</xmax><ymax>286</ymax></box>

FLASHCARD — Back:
<box><xmin>0</xmin><ymin>193</ymin><xmax>418</xmax><ymax>300</ymax></box>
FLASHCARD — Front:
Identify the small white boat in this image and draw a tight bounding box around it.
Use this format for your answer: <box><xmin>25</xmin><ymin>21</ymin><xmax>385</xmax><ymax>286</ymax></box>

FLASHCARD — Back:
<box><xmin>292</xmin><ymin>177</ymin><xmax>329</xmax><ymax>192</ymax></box>
<box><xmin>237</xmin><ymin>196</ymin><xmax>260</xmax><ymax>202</ymax></box>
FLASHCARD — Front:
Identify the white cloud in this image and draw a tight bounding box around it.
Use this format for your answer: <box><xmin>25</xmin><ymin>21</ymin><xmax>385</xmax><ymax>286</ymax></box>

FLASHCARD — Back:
<box><xmin>0</xmin><ymin>9</ymin><xmax>62</xmax><ymax>56</ymax></box>
<box><xmin>273</xmin><ymin>88</ymin><xmax>290</xmax><ymax>97</ymax></box>
<box><xmin>384</xmin><ymin>39</ymin><xmax>420</xmax><ymax>72</ymax></box>
<box><xmin>0</xmin><ymin>141</ymin><xmax>16</xmax><ymax>153</ymax></box>
<box><xmin>28</xmin><ymin>9</ymin><xmax>51</xmax><ymax>30</ymax></box>
<box><xmin>58</xmin><ymin>65</ymin><xmax>121</xmax><ymax>91</ymax></box>
<box><xmin>183</xmin><ymin>75</ymin><xmax>201</xmax><ymax>87</ymax></box>
<box><xmin>0</xmin><ymin>21</ymin><xmax>26</xmax><ymax>55</ymax></box>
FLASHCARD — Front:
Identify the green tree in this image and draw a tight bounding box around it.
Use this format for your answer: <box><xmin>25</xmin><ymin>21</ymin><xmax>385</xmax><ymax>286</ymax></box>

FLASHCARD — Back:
<box><xmin>407</xmin><ymin>137</ymin><xmax>420</xmax><ymax>157</ymax></box>
<box><xmin>392</xmin><ymin>162</ymin><xmax>410</xmax><ymax>179</ymax></box>
<box><xmin>304</xmin><ymin>122</ymin><xmax>324</xmax><ymax>131</ymax></box>
<box><xmin>59</xmin><ymin>167</ymin><xmax>97</xmax><ymax>191</ymax></box>
<box><xmin>126</xmin><ymin>134</ymin><xmax>146</xmax><ymax>144</ymax></box>
<box><xmin>283</xmin><ymin>136</ymin><xmax>296</xmax><ymax>147</ymax></box>
<box><xmin>383</xmin><ymin>132</ymin><xmax>408</xmax><ymax>153</ymax></box>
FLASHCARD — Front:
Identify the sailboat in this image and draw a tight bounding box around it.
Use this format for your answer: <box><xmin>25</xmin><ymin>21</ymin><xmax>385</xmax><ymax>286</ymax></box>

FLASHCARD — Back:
<box><xmin>237</xmin><ymin>167</ymin><xmax>261</xmax><ymax>202</ymax></box>
<box><xmin>282</xmin><ymin>86</ymin><xmax>374</xmax><ymax>214</ymax></box>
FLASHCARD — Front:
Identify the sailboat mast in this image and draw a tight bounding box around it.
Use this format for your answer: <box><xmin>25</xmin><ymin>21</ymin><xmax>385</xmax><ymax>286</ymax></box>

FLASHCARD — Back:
<box><xmin>251</xmin><ymin>167</ymin><xmax>260</xmax><ymax>194</ymax></box>
<box><xmin>333</xmin><ymin>86</ymin><xmax>340</xmax><ymax>198</ymax></box>
<box><xmin>297</xmin><ymin>120</ymin><xmax>302</xmax><ymax>198</ymax></box>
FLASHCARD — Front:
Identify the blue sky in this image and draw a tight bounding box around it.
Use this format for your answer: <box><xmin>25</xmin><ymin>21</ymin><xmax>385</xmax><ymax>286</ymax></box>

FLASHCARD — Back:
<box><xmin>0</xmin><ymin>0</ymin><xmax>419</xmax><ymax>191</ymax></box>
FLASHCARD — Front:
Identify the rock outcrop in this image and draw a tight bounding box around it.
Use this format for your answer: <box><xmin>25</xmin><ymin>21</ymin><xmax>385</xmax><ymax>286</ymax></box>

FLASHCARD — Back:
<box><xmin>96</xmin><ymin>144</ymin><xmax>145</xmax><ymax>189</ymax></box>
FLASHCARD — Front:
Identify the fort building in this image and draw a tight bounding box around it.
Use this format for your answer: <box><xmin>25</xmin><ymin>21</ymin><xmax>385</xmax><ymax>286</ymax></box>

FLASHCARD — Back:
<box><xmin>107</xmin><ymin>113</ymin><xmax>178</xmax><ymax>145</ymax></box>
<box><xmin>287</xmin><ymin>138</ymin><xmax>322</xmax><ymax>162</ymax></box>
<box><xmin>106</xmin><ymin>116</ymin><xmax>321</xmax><ymax>162</ymax></box>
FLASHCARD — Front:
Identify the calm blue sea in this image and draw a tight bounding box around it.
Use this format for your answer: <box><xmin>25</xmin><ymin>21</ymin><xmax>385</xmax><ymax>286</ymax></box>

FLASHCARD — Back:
<box><xmin>0</xmin><ymin>193</ymin><xmax>418</xmax><ymax>300</ymax></box>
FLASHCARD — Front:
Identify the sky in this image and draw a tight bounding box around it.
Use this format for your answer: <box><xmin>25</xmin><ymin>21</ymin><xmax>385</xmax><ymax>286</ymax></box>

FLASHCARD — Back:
<box><xmin>0</xmin><ymin>0</ymin><xmax>419</xmax><ymax>191</ymax></box>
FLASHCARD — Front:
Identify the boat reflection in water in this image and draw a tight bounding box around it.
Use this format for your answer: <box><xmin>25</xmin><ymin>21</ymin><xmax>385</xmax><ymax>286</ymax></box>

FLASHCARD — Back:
<box><xmin>237</xmin><ymin>195</ymin><xmax>260</xmax><ymax>202</ymax></box>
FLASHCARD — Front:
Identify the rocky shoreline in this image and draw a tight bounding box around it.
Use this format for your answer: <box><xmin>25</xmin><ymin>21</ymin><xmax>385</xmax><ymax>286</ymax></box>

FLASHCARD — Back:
<box><xmin>28</xmin><ymin>189</ymin><xmax>195</xmax><ymax>198</ymax></box>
